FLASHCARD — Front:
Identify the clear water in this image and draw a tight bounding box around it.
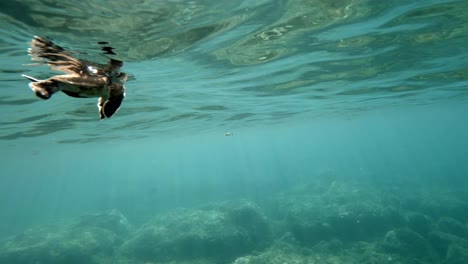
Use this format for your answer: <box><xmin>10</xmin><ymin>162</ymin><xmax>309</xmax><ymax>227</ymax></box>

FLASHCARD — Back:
<box><xmin>1</xmin><ymin>0</ymin><xmax>468</xmax><ymax>263</ymax></box>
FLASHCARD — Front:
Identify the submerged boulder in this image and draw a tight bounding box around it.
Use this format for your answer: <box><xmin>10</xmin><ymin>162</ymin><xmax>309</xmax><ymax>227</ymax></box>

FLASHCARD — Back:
<box><xmin>407</xmin><ymin>212</ymin><xmax>433</xmax><ymax>236</ymax></box>
<box><xmin>428</xmin><ymin>231</ymin><xmax>468</xmax><ymax>259</ymax></box>
<box><xmin>445</xmin><ymin>244</ymin><xmax>468</xmax><ymax>264</ymax></box>
<box><xmin>399</xmin><ymin>186</ymin><xmax>468</xmax><ymax>223</ymax></box>
<box><xmin>0</xmin><ymin>209</ymin><xmax>131</xmax><ymax>264</ymax></box>
<box><xmin>437</xmin><ymin>217</ymin><xmax>468</xmax><ymax>239</ymax></box>
<box><xmin>234</xmin><ymin>238</ymin><xmax>397</xmax><ymax>264</ymax></box>
<box><xmin>382</xmin><ymin>228</ymin><xmax>435</xmax><ymax>260</ymax></box>
<box><xmin>276</xmin><ymin>179</ymin><xmax>404</xmax><ymax>245</ymax></box>
<box><xmin>120</xmin><ymin>201</ymin><xmax>270</xmax><ymax>263</ymax></box>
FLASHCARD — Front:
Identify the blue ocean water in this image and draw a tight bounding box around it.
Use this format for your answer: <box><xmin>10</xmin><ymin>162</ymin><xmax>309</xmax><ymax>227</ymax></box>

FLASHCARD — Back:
<box><xmin>1</xmin><ymin>0</ymin><xmax>468</xmax><ymax>263</ymax></box>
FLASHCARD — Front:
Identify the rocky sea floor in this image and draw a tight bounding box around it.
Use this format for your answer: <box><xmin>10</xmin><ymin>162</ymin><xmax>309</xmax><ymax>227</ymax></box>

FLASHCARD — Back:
<box><xmin>1</xmin><ymin>174</ymin><xmax>468</xmax><ymax>264</ymax></box>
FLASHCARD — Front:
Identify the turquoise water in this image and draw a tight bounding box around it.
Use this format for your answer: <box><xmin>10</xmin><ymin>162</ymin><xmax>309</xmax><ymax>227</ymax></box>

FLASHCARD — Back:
<box><xmin>1</xmin><ymin>0</ymin><xmax>468</xmax><ymax>263</ymax></box>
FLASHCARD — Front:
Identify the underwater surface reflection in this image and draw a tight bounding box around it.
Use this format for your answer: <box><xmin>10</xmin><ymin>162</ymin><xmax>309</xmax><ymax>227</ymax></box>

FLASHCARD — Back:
<box><xmin>0</xmin><ymin>0</ymin><xmax>467</xmax><ymax>142</ymax></box>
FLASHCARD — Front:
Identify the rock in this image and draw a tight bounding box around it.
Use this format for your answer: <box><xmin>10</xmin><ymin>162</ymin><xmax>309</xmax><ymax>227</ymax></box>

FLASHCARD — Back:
<box><xmin>233</xmin><ymin>239</ymin><xmax>396</xmax><ymax>264</ymax></box>
<box><xmin>429</xmin><ymin>231</ymin><xmax>468</xmax><ymax>258</ymax></box>
<box><xmin>120</xmin><ymin>202</ymin><xmax>270</xmax><ymax>263</ymax></box>
<box><xmin>312</xmin><ymin>238</ymin><xmax>344</xmax><ymax>254</ymax></box>
<box><xmin>445</xmin><ymin>244</ymin><xmax>468</xmax><ymax>264</ymax></box>
<box><xmin>0</xmin><ymin>210</ymin><xmax>130</xmax><ymax>264</ymax></box>
<box><xmin>289</xmin><ymin>218</ymin><xmax>333</xmax><ymax>245</ymax></box>
<box><xmin>232</xmin><ymin>241</ymin><xmax>315</xmax><ymax>264</ymax></box>
<box><xmin>429</xmin><ymin>231</ymin><xmax>454</xmax><ymax>257</ymax></box>
<box><xmin>414</xmin><ymin>195</ymin><xmax>468</xmax><ymax>223</ymax></box>
<box><xmin>72</xmin><ymin>209</ymin><xmax>132</xmax><ymax>237</ymax></box>
<box><xmin>220</xmin><ymin>201</ymin><xmax>271</xmax><ymax>247</ymax></box>
<box><xmin>407</xmin><ymin>212</ymin><xmax>432</xmax><ymax>236</ymax></box>
<box><xmin>279</xmin><ymin>180</ymin><xmax>404</xmax><ymax>245</ymax></box>
<box><xmin>328</xmin><ymin>205</ymin><xmax>403</xmax><ymax>242</ymax></box>
<box><xmin>233</xmin><ymin>256</ymin><xmax>251</xmax><ymax>264</ymax></box>
<box><xmin>351</xmin><ymin>241</ymin><xmax>401</xmax><ymax>264</ymax></box>
<box><xmin>438</xmin><ymin>218</ymin><xmax>468</xmax><ymax>239</ymax></box>
<box><xmin>382</xmin><ymin>228</ymin><xmax>434</xmax><ymax>260</ymax></box>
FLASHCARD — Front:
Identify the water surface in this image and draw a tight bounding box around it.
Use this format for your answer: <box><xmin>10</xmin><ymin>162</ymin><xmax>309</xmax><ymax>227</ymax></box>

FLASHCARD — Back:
<box><xmin>1</xmin><ymin>0</ymin><xmax>467</xmax><ymax>142</ymax></box>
